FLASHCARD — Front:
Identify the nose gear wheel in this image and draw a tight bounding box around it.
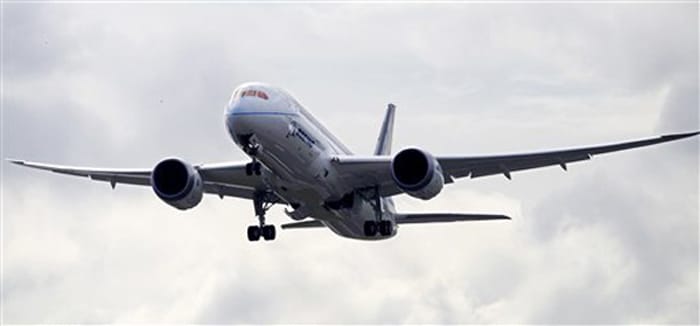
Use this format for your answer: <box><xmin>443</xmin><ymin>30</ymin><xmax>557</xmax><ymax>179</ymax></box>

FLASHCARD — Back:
<box><xmin>245</xmin><ymin>160</ymin><xmax>262</xmax><ymax>176</ymax></box>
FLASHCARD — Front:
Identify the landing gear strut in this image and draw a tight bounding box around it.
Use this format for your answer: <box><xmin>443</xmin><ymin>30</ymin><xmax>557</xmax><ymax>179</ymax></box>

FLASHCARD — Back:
<box><xmin>247</xmin><ymin>191</ymin><xmax>277</xmax><ymax>241</ymax></box>
<box><xmin>362</xmin><ymin>185</ymin><xmax>394</xmax><ymax>237</ymax></box>
<box><xmin>238</xmin><ymin>133</ymin><xmax>260</xmax><ymax>156</ymax></box>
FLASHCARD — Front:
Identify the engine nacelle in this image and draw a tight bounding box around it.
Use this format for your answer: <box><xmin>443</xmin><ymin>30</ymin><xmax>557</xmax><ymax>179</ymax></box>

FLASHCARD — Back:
<box><xmin>151</xmin><ymin>158</ymin><xmax>203</xmax><ymax>210</ymax></box>
<box><xmin>390</xmin><ymin>147</ymin><xmax>444</xmax><ymax>200</ymax></box>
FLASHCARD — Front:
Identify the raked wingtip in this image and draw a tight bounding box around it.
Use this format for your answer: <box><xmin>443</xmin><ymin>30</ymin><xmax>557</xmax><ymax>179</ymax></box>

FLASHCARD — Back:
<box><xmin>6</xmin><ymin>158</ymin><xmax>25</xmax><ymax>165</ymax></box>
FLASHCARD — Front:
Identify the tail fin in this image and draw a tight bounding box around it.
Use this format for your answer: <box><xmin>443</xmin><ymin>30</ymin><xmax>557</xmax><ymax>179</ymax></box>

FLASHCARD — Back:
<box><xmin>373</xmin><ymin>103</ymin><xmax>396</xmax><ymax>155</ymax></box>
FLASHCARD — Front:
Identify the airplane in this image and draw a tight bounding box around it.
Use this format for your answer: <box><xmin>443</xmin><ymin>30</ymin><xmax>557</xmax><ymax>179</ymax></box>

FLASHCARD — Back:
<box><xmin>8</xmin><ymin>82</ymin><xmax>699</xmax><ymax>242</ymax></box>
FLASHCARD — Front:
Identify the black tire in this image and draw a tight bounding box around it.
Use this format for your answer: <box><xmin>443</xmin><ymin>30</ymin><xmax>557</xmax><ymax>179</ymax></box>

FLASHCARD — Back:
<box><xmin>245</xmin><ymin>163</ymin><xmax>253</xmax><ymax>176</ymax></box>
<box><xmin>379</xmin><ymin>220</ymin><xmax>393</xmax><ymax>236</ymax></box>
<box><xmin>247</xmin><ymin>225</ymin><xmax>261</xmax><ymax>241</ymax></box>
<box><xmin>254</xmin><ymin>162</ymin><xmax>262</xmax><ymax>176</ymax></box>
<box><xmin>262</xmin><ymin>225</ymin><xmax>276</xmax><ymax>241</ymax></box>
<box><xmin>363</xmin><ymin>221</ymin><xmax>378</xmax><ymax>237</ymax></box>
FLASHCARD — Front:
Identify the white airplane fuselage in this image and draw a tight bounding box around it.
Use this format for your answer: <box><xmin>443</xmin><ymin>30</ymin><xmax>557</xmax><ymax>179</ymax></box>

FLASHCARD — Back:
<box><xmin>224</xmin><ymin>83</ymin><xmax>396</xmax><ymax>240</ymax></box>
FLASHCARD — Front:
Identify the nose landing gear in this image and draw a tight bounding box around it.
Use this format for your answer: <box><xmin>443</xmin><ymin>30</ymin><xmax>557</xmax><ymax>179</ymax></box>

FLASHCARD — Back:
<box><xmin>237</xmin><ymin>133</ymin><xmax>261</xmax><ymax>156</ymax></box>
<box><xmin>239</xmin><ymin>133</ymin><xmax>263</xmax><ymax>176</ymax></box>
<box><xmin>245</xmin><ymin>160</ymin><xmax>262</xmax><ymax>176</ymax></box>
<box><xmin>247</xmin><ymin>191</ymin><xmax>278</xmax><ymax>242</ymax></box>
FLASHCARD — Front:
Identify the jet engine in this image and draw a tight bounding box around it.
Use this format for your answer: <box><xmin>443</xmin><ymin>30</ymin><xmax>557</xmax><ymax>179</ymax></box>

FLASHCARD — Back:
<box><xmin>390</xmin><ymin>147</ymin><xmax>444</xmax><ymax>200</ymax></box>
<box><xmin>151</xmin><ymin>158</ymin><xmax>203</xmax><ymax>210</ymax></box>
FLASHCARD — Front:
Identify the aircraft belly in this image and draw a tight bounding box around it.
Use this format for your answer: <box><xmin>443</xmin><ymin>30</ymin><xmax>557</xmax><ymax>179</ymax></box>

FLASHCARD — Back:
<box><xmin>229</xmin><ymin>108</ymin><xmax>395</xmax><ymax>240</ymax></box>
<box><xmin>317</xmin><ymin>196</ymin><xmax>397</xmax><ymax>240</ymax></box>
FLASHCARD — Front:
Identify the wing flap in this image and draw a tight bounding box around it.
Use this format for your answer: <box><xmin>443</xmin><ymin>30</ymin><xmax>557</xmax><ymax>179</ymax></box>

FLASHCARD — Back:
<box><xmin>202</xmin><ymin>182</ymin><xmax>257</xmax><ymax>200</ymax></box>
<box><xmin>329</xmin><ymin>155</ymin><xmax>400</xmax><ymax>196</ymax></box>
<box><xmin>440</xmin><ymin>131</ymin><xmax>698</xmax><ymax>180</ymax></box>
<box><xmin>197</xmin><ymin>162</ymin><xmax>263</xmax><ymax>189</ymax></box>
<box><xmin>89</xmin><ymin>174</ymin><xmax>152</xmax><ymax>186</ymax></box>
<box><xmin>330</xmin><ymin>131</ymin><xmax>698</xmax><ymax>195</ymax></box>
<box><xmin>457</xmin><ymin>154</ymin><xmax>592</xmax><ymax>179</ymax></box>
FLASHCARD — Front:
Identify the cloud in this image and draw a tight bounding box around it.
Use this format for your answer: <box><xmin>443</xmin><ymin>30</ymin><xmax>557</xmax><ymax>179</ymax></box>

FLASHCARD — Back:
<box><xmin>2</xmin><ymin>2</ymin><xmax>697</xmax><ymax>324</ymax></box>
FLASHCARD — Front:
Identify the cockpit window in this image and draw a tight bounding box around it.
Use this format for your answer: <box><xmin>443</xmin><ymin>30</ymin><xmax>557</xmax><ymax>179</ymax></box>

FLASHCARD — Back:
<box><xmin>241</xmin><ymin>89</ymin><xmax>269</xmax><ymax>100</ymax></box>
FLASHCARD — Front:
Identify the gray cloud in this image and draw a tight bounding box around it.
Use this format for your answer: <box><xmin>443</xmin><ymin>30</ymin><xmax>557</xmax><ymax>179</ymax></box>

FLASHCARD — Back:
<box><xmin>2</xmin><ymin>3</ymin><xmax>698</xmax><ymax>324</ymax></box>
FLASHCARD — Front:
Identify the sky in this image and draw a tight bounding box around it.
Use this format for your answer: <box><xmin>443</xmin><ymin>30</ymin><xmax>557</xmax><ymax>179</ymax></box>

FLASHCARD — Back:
<box><xmin>2</xmin><ymin>2</ymin><xmax>698</xmax><ymax>324</ymax></box>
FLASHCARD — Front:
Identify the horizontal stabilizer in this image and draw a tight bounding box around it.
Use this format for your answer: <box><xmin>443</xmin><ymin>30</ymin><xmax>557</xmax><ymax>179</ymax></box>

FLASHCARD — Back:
<box><xmin>281</xmin><ymin>220</ymin><xmax>325</xmax><ymax>229</ymax></box>
<box><xmin>395</xmin><ymin>213</ymin><xmax>511</xmax><ymax>224</ymax></box>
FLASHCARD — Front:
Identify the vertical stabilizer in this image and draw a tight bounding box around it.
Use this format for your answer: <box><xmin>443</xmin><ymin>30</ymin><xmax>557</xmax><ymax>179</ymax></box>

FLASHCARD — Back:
<box><xmin>374</xmin><ymin>103</ymin><xmax>396</xmax><ymax>155</ymax></box>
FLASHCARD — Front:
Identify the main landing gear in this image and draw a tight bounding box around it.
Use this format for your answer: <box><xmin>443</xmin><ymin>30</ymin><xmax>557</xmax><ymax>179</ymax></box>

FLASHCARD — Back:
<box><xmin>363</xmin><ymin>220</ymin><xmax>393</xmax><ymax>237</ymax></box>
<box><xmin>247</xmin><ymin>224</ymin><xmax>275</xmax><ymax>242</ymax></box>
<box><xmin>247</xmin><ymin>191</ymin><xmax>277</xmax><ymax>242</ymax></box>
<box><xmin>361</xmin><ymin>185</ymin><xmax>394</xmax><ymax>237</ymax></box>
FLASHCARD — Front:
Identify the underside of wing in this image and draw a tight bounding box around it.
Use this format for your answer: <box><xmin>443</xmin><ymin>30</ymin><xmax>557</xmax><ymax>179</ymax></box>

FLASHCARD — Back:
<box><xmin>330</xmin><ymin>131</ymin><xmax>699</xmax><ymax>197</ymax></box>
<box><xmin>7</xmin><ymin>159</ymin><xmax>273</xmax><ymax>201</ymax></box>
<box><xmin>7</xmin><ymin>159</ymin><xmax>152</xmax><ymax>186</ymax></box>
<box><xmin>439</xmin><ymin>131</ymin><xmax>699</xmax><ymax>180</ymax></box>
<box><xmin>329</xmin><ymin>156</ymin><xmax>398</xmax><ymax>196</ymax></box>
<box><xmin>196</xmin><ymin>162</ymin><xmax>272</xmax><ymax>200</ymax></box>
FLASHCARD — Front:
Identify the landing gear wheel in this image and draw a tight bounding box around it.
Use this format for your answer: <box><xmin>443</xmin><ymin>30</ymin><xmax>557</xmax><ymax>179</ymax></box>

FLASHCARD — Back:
<box><xmin>245</xmin><ymin>162</ymin><xmax>262</xmax><ymax>176</ymax></box>
<box><xmin>363</xmin><ymin>221</ymin><xmax>378</xmax><ymax>237</ymax></box>
<box><xmin>379</xmin><ymin>220</ymin><xmax>393</xmax><ymax>236</ymax></box>
<box><xmin>262</xmin><ymin>225</ymin><xmax>276</xmax><ymax>241</ymax></box>
<box><xmin>247</xmin><ymin>225</ymin><xmax>261</xmax><ymax>241</ymax></box>
<box><xmin>254</xmin><ymin>162</ymin><xmax>262</xmax><ymax>176</ymax></box>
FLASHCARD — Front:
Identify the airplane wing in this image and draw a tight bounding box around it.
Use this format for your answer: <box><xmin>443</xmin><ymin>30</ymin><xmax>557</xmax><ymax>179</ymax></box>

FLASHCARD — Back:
<box><xmin>331</xmin><ymin>131</ymin><xmax>699</xmax><ymax>197</ymax></box>
<box><xmin>7</xmin><ymin>159</ymin><xmax>271</xmax><ymax>201</ymax></box>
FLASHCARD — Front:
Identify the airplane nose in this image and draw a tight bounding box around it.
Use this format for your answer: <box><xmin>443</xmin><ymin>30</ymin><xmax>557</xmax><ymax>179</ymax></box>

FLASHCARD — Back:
<box><xmin>226</xmin><ymin>103</ymin><xmax>253</xmax><ymax>135</ymax></box>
